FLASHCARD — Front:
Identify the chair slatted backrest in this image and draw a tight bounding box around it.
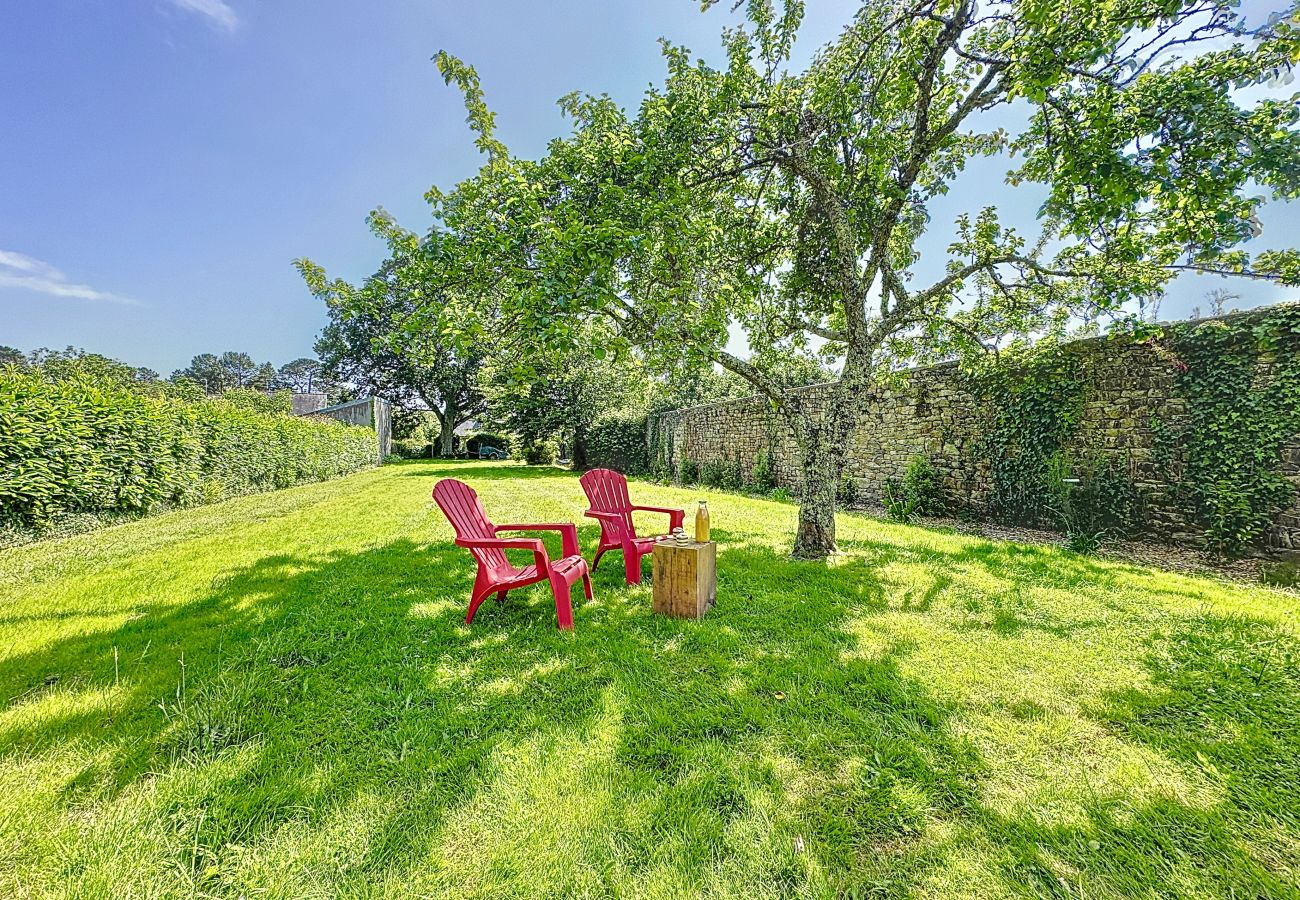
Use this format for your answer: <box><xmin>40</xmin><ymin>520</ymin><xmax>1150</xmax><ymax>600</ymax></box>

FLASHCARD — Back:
<box><xmin>433</xmin><ymin>479</ymin><xmax>512</xmax><ymax>575</ymax></box>
<box><xmin>579</xmin><ymin>468</ymin><xmax>635</xmax><ymax>543</ymax></box>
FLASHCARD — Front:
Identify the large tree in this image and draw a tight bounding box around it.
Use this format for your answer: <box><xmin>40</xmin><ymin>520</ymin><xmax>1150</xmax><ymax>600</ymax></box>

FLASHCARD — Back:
<box><xmin>219</xmin><ymin>352</ymin><xmax>261</xmax><ymax>389</ymax></box>
<box><xmin>479</xmin><ymin>328</ymin><xmax>652</xmax><ymax>467</ymax></box>
<box><xmin>297</xmin><ymin>249</ymin><xmax>488</xmax><ymax>456</ymax></box>
<box><xmin>171</xmin><ymin>351</ymin><xmax>272</xmax><ymax>393</ymax></box>
<box><xmin>275</xmin><ymin>357</ymin><xmax>326</xmax><ymax>393</ymax></box>
<box><xmin>171</xmin><ymin>353</ymin><xmax>224</xmax><ymax>392</ymax></box>
<box><xmin>424</xmin><ymin>0</ymin><xmax>1300</xmax><ymax>557</ymax></box>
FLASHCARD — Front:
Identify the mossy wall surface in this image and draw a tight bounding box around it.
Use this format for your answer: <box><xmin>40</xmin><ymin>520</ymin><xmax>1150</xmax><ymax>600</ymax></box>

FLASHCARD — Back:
<box><xmin>649</xmin><ymin>302</ymin><xmax>1300</xmax><ymax>553</ymax></box>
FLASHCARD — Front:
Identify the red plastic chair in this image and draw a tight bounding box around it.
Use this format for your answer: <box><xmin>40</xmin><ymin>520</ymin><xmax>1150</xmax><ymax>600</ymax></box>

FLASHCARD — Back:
<box><xmin>579</xmin><ymin>468</ymin><xmax>685</xmax><ymax>585</ymax></box>
<box><xmin>433</xmin><ymin>479</ymin><xmax>593</xmax><ymax>630</ymax></box>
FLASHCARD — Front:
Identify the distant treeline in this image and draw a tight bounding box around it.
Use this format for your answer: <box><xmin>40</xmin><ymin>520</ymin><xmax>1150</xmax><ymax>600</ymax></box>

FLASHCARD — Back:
<box><xmin>0</xmin><ymin>345</ymin><xmax>329</xmax><ymax>395</ymax></box>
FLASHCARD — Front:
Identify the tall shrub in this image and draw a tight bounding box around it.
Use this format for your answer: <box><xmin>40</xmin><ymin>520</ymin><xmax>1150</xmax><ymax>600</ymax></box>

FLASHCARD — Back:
<box><xmin>584</xmin><ymin>414</ymin><xmax>649</xmax><ymax>473</ymax></box>
<box><xmin>749</xmin><ymin>449</ymin><xmax>775</xmax><ymax>491</ymax></box>
<box><xmin>0</xmin><ymin>370</ymin><xmax>375</xmax><ymax>530</ymax></box>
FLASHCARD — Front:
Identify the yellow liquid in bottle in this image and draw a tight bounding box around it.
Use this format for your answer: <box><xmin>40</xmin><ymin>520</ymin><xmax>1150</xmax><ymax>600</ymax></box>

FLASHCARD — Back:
<box><xmin>695</xmin><ymin>501</ymin><xmax>710</xmax><ymax>543</ymax></box>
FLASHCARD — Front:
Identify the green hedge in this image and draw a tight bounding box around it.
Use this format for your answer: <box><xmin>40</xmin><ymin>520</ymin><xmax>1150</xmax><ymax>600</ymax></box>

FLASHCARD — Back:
<box><xmin>389</xmin><ymin>439</ymin><xmax>433</xmax><ymax>459</ymax></box>
<box><xmin>585</xmin><ymin>415</ymin><xmax>649</xmax><ymax>474</ymax></box>
<box><xmin>0</xmin><ymin>370</ymin><xmax>375</xmax><ymax>530</ymax></box>
<box><xmin>465</xmin><ymin>432</ymin><xmax>511</xmax><ymax>456</ymax></box>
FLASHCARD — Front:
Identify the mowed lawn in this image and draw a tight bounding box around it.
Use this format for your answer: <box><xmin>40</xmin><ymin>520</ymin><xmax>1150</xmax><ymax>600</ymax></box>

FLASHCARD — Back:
<box><xmin>1</xmin><ymin>461</ymin><xmax>1297</xmax><ymax>899</ymax></box>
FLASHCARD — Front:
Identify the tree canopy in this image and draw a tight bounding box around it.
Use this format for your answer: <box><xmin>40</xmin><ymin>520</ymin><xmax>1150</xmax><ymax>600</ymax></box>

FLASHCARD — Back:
<box><xmin>297</xmin><ymin>248</ymin><xmax>488</xmax><ymax>456</ymax></box>
<box><xmin>24</xmin><ymin>346</ymin><xmax>160</xmax><ymax>386</ymax></box>
<box><xmin>275</xmin><ymin>358</ymin><xmax>325</xmax><ymax>394</ymax></box>
<box><xmin>171</xmin><ymin>351</ymin><xmax>275</xmax><ymax>393</ymax></box>
<box><xmin>317</xmin><ymin>0</ymin><xmax>1300</xmax><ymax>555</ymax></box>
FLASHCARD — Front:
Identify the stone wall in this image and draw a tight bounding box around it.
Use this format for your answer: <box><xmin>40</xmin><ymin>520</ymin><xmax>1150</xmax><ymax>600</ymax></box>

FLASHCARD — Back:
<box><xmin>648</xmin><ymin>305</ymin><xmax>1300</xmax><ymax>554</ymax></box>
<box><xmin>291</xmin><ymin>392</ymin><xmax>329</xmax><ymax>416</ymax></box>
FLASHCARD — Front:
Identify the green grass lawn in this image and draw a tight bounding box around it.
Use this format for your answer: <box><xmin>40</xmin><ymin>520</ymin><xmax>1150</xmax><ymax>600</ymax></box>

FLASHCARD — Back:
<box><xmin>2</xmin><ymin>460</ymin><xmax>1297</xmax><ymax>899</ymax></box>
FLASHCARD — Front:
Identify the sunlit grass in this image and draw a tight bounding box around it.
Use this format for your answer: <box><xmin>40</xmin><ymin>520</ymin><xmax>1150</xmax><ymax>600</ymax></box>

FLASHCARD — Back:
<box><xmin>1</xmin><ymin>460</ymin><xmax>1297</xmax><ymax>898</ymax></box>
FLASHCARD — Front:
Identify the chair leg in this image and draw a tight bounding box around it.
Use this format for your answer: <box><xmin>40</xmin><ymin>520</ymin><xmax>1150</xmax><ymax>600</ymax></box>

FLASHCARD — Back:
<box><xmin>623</xmin><ymin>550</ymin><xmax>642</xmax><ymax>585</ymax></box>
<box><xmin>549</xmin><ymin>573</ymin><xmax>575</xmax><ymax>630</ymax></box>
<box><xmin>591</xmin><ymin>546</ymin><xmax>607</xmax><ymax>572</ymax></box>
<box><xmin>496</xmin><ymin>590</ymin><xmax>508</xmax><ymax>604</ymax></box>
<box><xmin>582</xmin><ymin>571</ymin><xmax>594</xmax><ymax>600</ymax></box>
<box><xmin>466</xmin><ymin>586</ymin><xmax>495</xmax><ymax>624</ymax></box>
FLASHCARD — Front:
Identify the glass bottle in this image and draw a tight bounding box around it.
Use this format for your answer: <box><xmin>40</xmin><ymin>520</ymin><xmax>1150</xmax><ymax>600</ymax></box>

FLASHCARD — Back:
<box><xmin>695</xmin><ymin>500</ymin><xmax>710</xmax><ymax>543</ymax></box>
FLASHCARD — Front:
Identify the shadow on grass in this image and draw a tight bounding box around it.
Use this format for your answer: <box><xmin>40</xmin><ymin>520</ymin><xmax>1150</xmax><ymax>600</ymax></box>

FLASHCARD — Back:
<box><xmin>1079</xmin><ymin>613</ymin><xmax>1300</xmax><ymax>896</ymax></box>
<box><xmin>1</xmin><ymin>531</ymin><xmax>984</xmax><ymax>894</ymax></box>
<box><xmin>830</xmin><ymin>530</ymin><xmax>1119</xmax><ymax>639</ymax></box>
<box><xmin>388</xmin><ymin>459</ymin><xmax>577</xmax><ymax>481</ymax></box>
<box><xmin>899</xmin><ymin>611</ymin><xmax>1300</xmax><ymax>900</ymax></box>
<box><xmin>4</xmin><ymin>522</ymin><xmax>1297</xmax><ymax>896</ymax></box>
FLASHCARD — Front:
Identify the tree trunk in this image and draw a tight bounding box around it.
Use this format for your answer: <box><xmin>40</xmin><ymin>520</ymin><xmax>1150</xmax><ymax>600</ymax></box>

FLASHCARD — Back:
<box><xmin>790</xmin><ymin>377</ymin><xmax>859</xmax><ymax>559</ymax></box>
<box><xmin>793</xmin><ymin>432</ymin><xmax>846</xmax><ymax>558</ymax></box>
<box><xmin>438</xmin><ymin>415</ymin><xmax>456</xmax><ymax>457</ymax></box>
<box><xmin>571</xmin><ymin>423</ymin><xmax>589</xmax><ymax>470</ymax></box>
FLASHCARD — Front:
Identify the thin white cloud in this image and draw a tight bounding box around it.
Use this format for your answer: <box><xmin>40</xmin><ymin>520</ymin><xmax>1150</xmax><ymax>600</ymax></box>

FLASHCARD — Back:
<box><xmin>0</xmin><ymin>251</ymin><xmax>139</xmax><ymax>305</ymax></box>
<box><xmin>168</xmin><ymin>0</ymin><xmax>239</xmax><ymax>33</ymax></box>
<box><xmin>0</xmin><ymin>250</ymin><xmax>61</xmax><ymax>278</ymax></box>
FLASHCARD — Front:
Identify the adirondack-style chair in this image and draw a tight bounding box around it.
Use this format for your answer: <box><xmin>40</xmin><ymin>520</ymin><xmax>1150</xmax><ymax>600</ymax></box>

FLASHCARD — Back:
<box><xmin>433</xmin><ymin>478</ymin><xmax>593</xmax><ymax>630</ymax></box>
<box><xmin>579</xmin><ymin>468</ymin><xmax>685</xmax><ymax>585</ymax></box>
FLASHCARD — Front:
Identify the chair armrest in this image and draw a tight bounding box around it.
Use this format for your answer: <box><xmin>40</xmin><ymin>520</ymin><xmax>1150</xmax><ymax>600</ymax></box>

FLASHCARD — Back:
<box><xmin>631</xmin><ymin>505</ymin><xmax>686</xmax><ymax>528</ymax></box>
<box><xmin>583</xmin><ymin>509</ymin><xmax>639</xmax><ymax>549</ymax></box>
<box><xmin>455</xmin><ymin>537</ymin><xmax>548</xmax><ymax>570</ymax></box>
<box><xmin>495</xmin><ymin>523</ymin><xmax>579</xmax><ymax>558</ymax></box>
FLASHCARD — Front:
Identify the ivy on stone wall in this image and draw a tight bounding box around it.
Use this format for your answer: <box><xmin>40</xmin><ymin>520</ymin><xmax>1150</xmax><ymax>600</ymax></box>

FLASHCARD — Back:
<box><xmin>1167</xmin><ymin>306</ymin><xmax>1300</xmax><ymax>555</ymax></box>
<box><xmin>647</xmin><ymin>415</ymin><xmax>675</xmax><ymax>479</ymax></box>
<box><xmin>968</xmin><ymin>347</ymin><xmax>1087</xmax><ymax>528</ymax></box>
<box><xmin>646</xmin><ymin>303</ymin><xmax>1300</xmax><ymax>551</ymax></box>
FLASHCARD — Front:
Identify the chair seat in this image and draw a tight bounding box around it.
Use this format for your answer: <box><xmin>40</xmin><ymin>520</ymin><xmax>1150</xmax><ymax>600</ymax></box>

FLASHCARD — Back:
<box><xmin>505</xmin><ymin>564</ymin><xmax>541</xmax><ymax>585</ymax></box>
<box><xmin>501</xmin><ymin>553</ymin><xmax>586</xmax><ymax>588</ymax></box>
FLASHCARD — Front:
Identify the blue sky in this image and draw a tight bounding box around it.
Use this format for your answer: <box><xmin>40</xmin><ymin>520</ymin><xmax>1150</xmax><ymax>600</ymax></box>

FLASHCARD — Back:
<box><xmin>1</xmin><ymin>1</ymin><xmax>1296</xmax><ymax>375</ymax></box>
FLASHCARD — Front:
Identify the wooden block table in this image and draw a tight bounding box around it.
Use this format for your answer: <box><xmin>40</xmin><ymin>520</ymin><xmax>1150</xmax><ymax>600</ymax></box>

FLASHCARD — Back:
<box><xmin>651</xmin><ymin>540</ymin><xmax>716</xmax><ymax>619</ymax></box>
